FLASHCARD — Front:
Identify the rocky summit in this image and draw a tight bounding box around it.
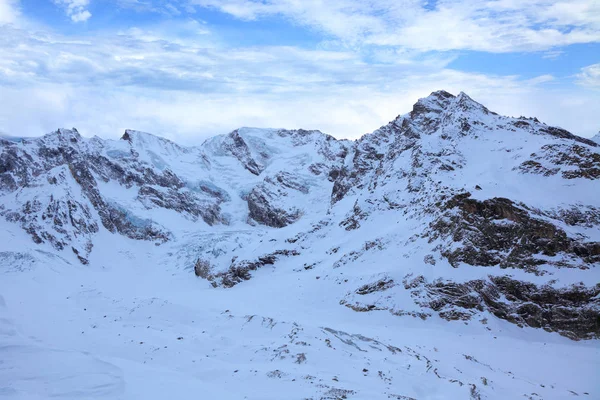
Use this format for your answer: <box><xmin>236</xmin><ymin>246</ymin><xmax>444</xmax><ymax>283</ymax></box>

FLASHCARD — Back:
<box><xmin>1</xmin><ymin>91</ymin><xmax>598</xmax><ymax>399</ymax></box>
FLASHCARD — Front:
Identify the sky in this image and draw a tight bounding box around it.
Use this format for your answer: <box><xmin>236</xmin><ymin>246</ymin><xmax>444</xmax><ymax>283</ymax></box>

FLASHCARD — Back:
<box><xmin>0</xmin><ymin>0</ymin><xmax>599</xmax><ymax>143</ymax></box>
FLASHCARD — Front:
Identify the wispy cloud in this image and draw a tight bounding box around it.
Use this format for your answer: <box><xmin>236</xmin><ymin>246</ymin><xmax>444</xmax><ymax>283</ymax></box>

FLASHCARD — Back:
<box><xmin>1</xmin><ymin>20</ymin><xmax>596</xmax><ymax>141</ymax></box>
<box><xmin>181</xmin><ymin>0</ymin><xmax>600</xmax><ymax>52</ymax></box>
<box><xmin>53</xmin><ymin>0</ymin><xmax>92</xmax><ymax>22</ymax></box>
<box><xmin>0</xmin><ymin>1</ymin><xmax>598</xmax><ymax>141</ymax></box>
<box><xmin>542</xmin><ymin>50</ymin><xmax>564</xmax><ymax>59</ymax></box>
<box><xmin>576</xmin><ymin>63</ymin><xmax>600</xmax><ymax>88</ymax></box>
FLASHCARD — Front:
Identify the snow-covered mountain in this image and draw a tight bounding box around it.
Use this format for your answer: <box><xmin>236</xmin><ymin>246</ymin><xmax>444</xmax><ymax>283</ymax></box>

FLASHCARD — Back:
<box><xmin>1</xmin><ymin>91</ymin><xmax>598</xmax><ymax>399</ymax></box>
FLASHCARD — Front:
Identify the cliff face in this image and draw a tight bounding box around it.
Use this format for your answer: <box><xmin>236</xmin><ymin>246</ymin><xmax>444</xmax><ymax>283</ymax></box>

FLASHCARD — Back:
<box><xmin>1</xmin><ymin>91</ymin><xmax>598</xmax><ymax>342</ymax></box>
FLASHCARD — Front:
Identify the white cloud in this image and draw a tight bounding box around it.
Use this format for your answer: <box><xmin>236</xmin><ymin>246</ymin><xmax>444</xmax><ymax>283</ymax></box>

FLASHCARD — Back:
<box><xmin>53</xmin><ymin>0</ymin><xmax>92</xmax><ymax>22</ymax></box>
<box><xmin>0</xmin><ymin>6</ymin><xmax>598</xmax><ymax>142</ymax></box>
<box><xmin>70</xmin><ymin>9</ymin><xmax>91</xmax><ymax>22</ymax></box>
<box><xmin>0</xmin><ymin>22</ymin><xmax>598</xmax><ymax>142</ymax></box>
<box><xmin>2</xmin><ymin>68</ymin><xmax>598</xmax><ymax>143</ymax></box>
<box><xmin>576</xmin><ymin>63</ymin><xmax>600</xmax><ymax>88</ymax></box>
<box><xmin>0</xmin><ymin>0</ymin><xmax>20</xmax><ymax>25</ymax></box>
<box><xmin>185</xmin><ymin>0</ymin><xmax>600</xmax><ymax>52</ymax></box>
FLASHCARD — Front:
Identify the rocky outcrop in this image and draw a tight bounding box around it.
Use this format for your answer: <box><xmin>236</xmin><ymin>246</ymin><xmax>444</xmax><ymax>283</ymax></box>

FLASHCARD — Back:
<box><xmin>537</xmin><ymin>126</ymin><xmax>598</xmax><ymax>147</ymax></box>
<box><xmin>2</xmin><ymin>195</ymin><xmax>97</xmax><ymax>264</ymax></box>
<box><xmin>138</xmin><ymin>186</ymin><xmax>223</xmax><ymax>225</ymax></box>
<box><xmin>247</xmin><ymin>187</ymin><xmax>302</xmax><ymax>228</ymax></box>
<box><xmin>68</xmin><ymin>160</ymin><xmax>171</xmax><ymax>243</ymax></box>
<box><xmin>246</xmin><ymin>171</ymin><xmax>314</xmax><ymax>227</ymax></box>
<box><xmin>546</xmin><ymin>205</ymin><xmax>600</xmax><ymax>228</ymax></box>
<box><xmin>355</xmin><ymin>278</ymin><xmax>395</xmax><ymax>295</ymax></box>
<box><xmin>519</xmin><ymin>143</ymin><xmax>600</xmax><ymax>179</ymax></box>
<box><xmin>207</xmin><ymin>250</ymin><xmax>300</xmax><ymax>288</ymax></box>
<box><xmin>405</xmin><ymin>274</ymin><xmax>600</xmax><ymax>340</ymax></box>
<box><xmin>222</xmin><ymin>130</ymin><xmax>265</xmax><ymax>175</ymax></box>
<box><xmin>429</xmin><ymin>193</ymin><xmax>599</xmax><ymax>273</ymax></box>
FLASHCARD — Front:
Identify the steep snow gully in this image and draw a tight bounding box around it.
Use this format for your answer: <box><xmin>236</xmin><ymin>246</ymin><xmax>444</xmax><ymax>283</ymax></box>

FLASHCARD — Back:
<box><xmin>1</xmin><ymin>91</ymin><xmax>599</xmax><ymax>399</ymax></box>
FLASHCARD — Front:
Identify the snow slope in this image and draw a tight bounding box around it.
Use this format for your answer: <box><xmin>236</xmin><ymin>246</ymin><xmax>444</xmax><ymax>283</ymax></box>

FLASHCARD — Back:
<box><xmin>0</xmin><ymin>91</ymin><xmax>599</xmax><ymax>399</ymax></box>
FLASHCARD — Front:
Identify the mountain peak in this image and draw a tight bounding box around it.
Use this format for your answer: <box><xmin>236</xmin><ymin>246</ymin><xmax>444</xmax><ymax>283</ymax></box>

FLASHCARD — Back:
<box><xmin>121</xmin><ymin>129</ymin><xmax>161</xmax><ymax>143</ymax></box>
<box><xmin>39</xmin><ymin>127</ymin><xmax>83</xmax><ymax>146</ymax></box>
<box><xmin>455</xmin><ymin>91</ymin><xmax>476</xmax><ymax>104</ymax></box>
<box><xmin>120</xmin><ymin>129</ymin><xmax>190</xmax><ymax>152</ymax></box>
<box><xmin>410</xmin><ymin>90</ymin><xmax>457</xmax><ymax>118</ymax></box>
<box><xmin>410</xmin><ymin>90</ymin><xmax>490</xmax><ymax>118</ymax></box>
<box><xmin>430</xmin><ymin>89</ymin><xmax>456</xmax><ymax>100</ymax></box>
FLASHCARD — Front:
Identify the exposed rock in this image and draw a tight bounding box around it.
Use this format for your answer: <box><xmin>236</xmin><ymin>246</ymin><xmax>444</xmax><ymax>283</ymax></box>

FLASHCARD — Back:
<box><xmin>519</xmin><ymin>144</ymin><xmax>600</xmax><ymax>180</ymax></box>
<box><xmin>209</xmin><ymin>250</ymin><xmax>301</xmax><ymax>288</ymax></box>
<box><xmin>194</xmin><ymin>258</ymin><xmax>213</xmax><ymax>279</ymax></box>
<box><xmin>69</xmin><ymin>160</ymin><xmax>171</xmax><ymax>243</ymax></box>
<box><xmin>406</xmin><ymin>274</ymin><xmax>600</xmax><ymax>340</ymax></box>
<box><xmin>547</xmin><ymin>206</ymin><xmax>600</xmax><ymax>228</ymax></box>
<box><xmin>138</xmin><ymin>186</ymin><xmax>222</xmax><ymax>225</ymax></box>
<box><xmin>355</xmin><ymin>278</ymin><xmax>395</xmax><ymax>295</ymax></box>
<box><xmin>266</xmin><ymin>172</ymin><xmax>309</xmax><ymax>194</ymax></box>
<box><xmin>222</xmin><ymin>129</ymin><xmax>265</xmax><ymax>175</ymax></box>
<box><xmin>538</xmin><ymin>127</ymin><xmax>598</xmax><ymax>147</ymax></box>
<box><xmin>429</xmin><ymin>194</ymin><xmax>599</xmax><ymax>272</ymax></box>
<box><xmin>339</xmin><ymin>202</ymin><xmax>367</xmax><ymax>231</ymax></box>
<box><xmin>247</xmin><ymin>188</ymin><xmax>302</xmax><ymax>228</ymax></box>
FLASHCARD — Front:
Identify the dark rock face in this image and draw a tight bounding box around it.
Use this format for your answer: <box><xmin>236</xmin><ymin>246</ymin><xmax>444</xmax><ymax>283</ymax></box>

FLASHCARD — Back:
<box><xmin>246</xmin><ymin>171</ymin><xmax>314</xmax><ymax>228</ymax></box>
<box><xmin>208</xmin><ymin>249</ymin><xmax>300</xmax><ymax>288</ymax></box>
<box><xmin>4</xmin><ymin>195</ymin><xmax>98</xmax><ymax>264</ymax></box>
<box><xmin>519</xmin><ymin>144</ymin><xmax>600</xmax><ymax>179</ymax></box>
<box><xmin>339</xmin><ymin>202</ymin><xmax>367</xmax><ymax>231</ymax></box>
<box><xmin>548</xmin><ymin>206</ymin><xmax>600</xmax><ymax>228</ymax></box>
<box><xmin>194</xmin><ymin>258</ymin><xmax>213</xmax><ymax>279</ymax></box>
<box><xmin>330</xmin><ymin>138</ymin><xmax>389</xmax><ymax>204</ymax></box>
<box><xmin>410</xmin><ymin>90</ymin><xmax>457</xmax><ymax>134</ymax></box>
<box><xmin>331</xmin><ymin>167</ymin><xmax>354</xmax><ymax>204</ymax></box>
<box><xmin>538</xmin><ymin>127</ymin><xmax>598</xmax><ymax>147</ymax></box>
<box><xmin>405</xmin><ymin>275</ymin><xmax>600</xmax><ymax>340</ymax></box>
<box><xmin>0</xmin><ymin>144</ymin><xmax>33</xmax><ymax>191</ymax></box>
<box><xmin>68</xmin><ymin>160</ymin><xmax>171</xmax><ymax>243</ymax></box>
<box><xmin>138</xmin><ymin>186</ymin><xmax>222</xmax><ymax>226</ymax></box>
<box><xmin>222</xmin><ymin>130</ymin><xmax>265</xmax><ymax>175</ymax></box>
<box><xmin>356</xmin><ymin>278</ymin><xmax>395</xmax><ymax>295</ymax></box>
<box><xmin>429</xmin><ymin>194</ymin><xmax>599</xmax><ymax>273</ymax></box>
<box><xmin>247</xmin><ymin>188</ymin><xmax>301</xmax><ymax>228</ymax></box>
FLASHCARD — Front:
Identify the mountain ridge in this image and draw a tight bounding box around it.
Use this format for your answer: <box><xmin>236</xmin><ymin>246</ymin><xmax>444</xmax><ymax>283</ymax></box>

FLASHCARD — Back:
<box><xmin>8</xmin><ymin>91</ymin><xmax>597</xmax><ymax>149</ymax></box>
<box><xmin>1</xmin><ymin>90</ymin><xmax>599</xmax><ymax>399</ymax></box>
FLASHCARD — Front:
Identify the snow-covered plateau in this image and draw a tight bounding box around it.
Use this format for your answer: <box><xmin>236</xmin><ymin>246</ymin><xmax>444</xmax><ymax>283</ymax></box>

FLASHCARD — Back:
<box><xmin>1</xmin><ymin>90</ymin><xmax>598</xmax><ymax>399</ymax></box>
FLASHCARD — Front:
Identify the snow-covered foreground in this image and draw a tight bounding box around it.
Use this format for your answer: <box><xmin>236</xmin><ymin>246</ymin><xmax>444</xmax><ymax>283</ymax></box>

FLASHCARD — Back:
<box><xmin>1</xmin><ymin>230</ymin><xmax>598</xmax><ymax>400</ymax></box>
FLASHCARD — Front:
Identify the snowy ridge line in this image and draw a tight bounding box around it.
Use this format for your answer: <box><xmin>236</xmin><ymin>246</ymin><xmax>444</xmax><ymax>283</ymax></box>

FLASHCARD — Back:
<box><xmin>0</xmin><ymin>90</ymin><xmax>599</xmax><ymax>399</ymax></box>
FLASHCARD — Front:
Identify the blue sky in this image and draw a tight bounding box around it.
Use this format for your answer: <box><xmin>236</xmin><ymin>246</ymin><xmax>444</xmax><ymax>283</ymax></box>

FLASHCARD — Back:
<box><xmin>0</xmin><ymin>0</ymin><xmax>598</xmax><ymax>142</ymax></box>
